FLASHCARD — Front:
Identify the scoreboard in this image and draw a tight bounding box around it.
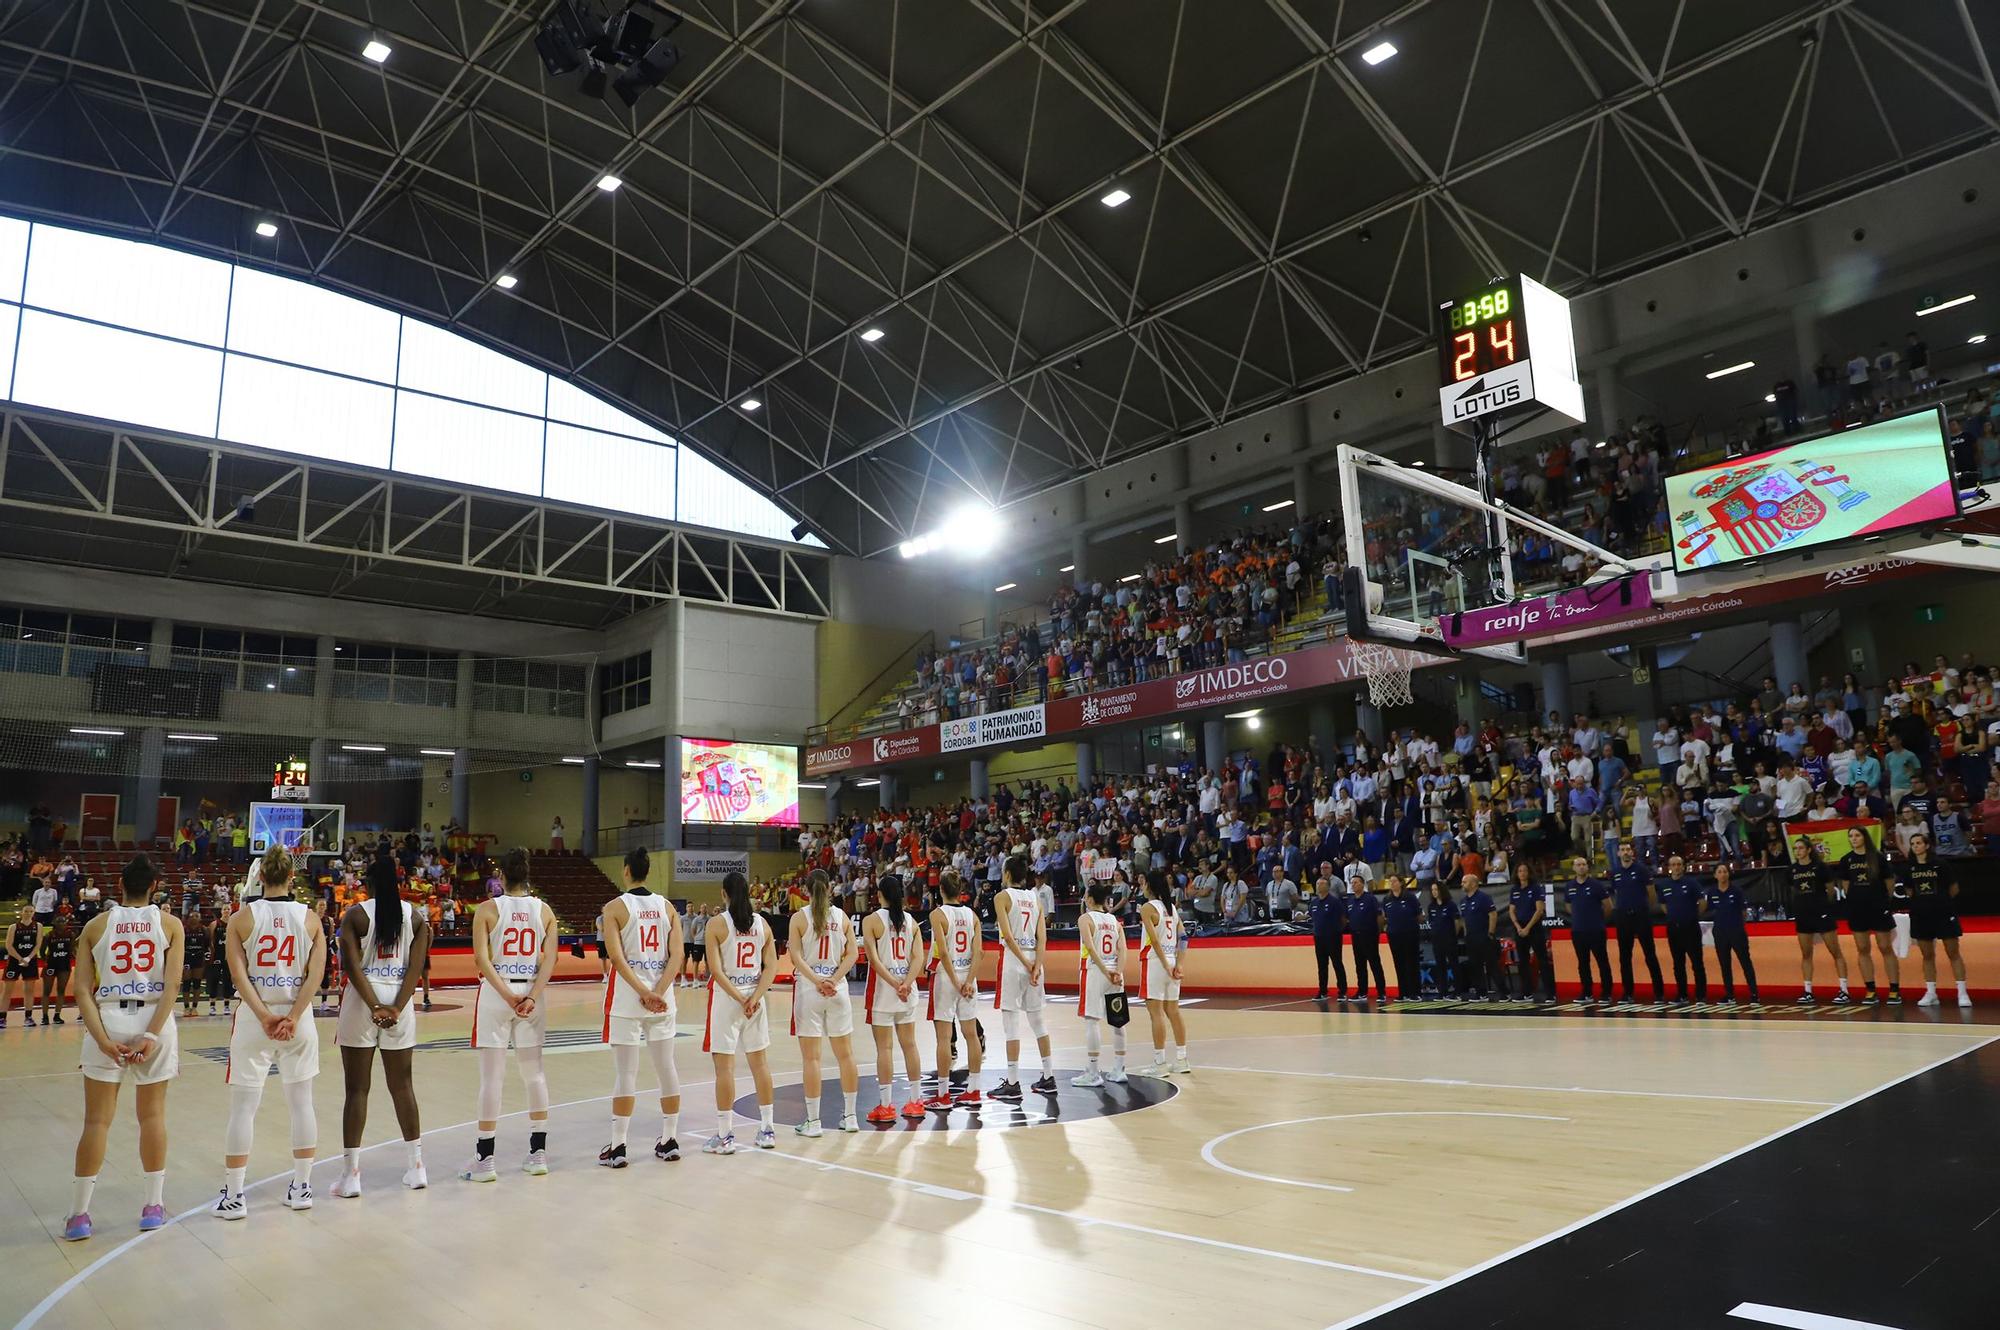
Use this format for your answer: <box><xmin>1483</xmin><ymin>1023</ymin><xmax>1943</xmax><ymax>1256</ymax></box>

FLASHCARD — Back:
<box><xmin>1435</xmin><ymin>273</ymin><xmax>1583</xmax><ymax>436</ymax></box>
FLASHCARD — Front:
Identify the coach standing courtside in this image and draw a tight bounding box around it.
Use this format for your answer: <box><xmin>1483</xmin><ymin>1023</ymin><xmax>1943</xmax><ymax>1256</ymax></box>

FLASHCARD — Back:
<box><xmin>1345</xmin><ymin>879</ymin><xmax>1386</xmax><ymax>1004</ymax></box>
<box><xmin>1563</xmin><ymin>857</ymin><xmax>1614</xmax><ymax>1004</ymax></box>
<box><xmin>1425</xmin><ymin>880</ymin><xmax>1460</xmax><ymax>997</ymax></box>
<box><xmin>1508</xmin><ymin>861</ymin><xmax>1554</xmax><ymax>1001</ymax></box>
<box><xmin>1704</xmin><ymin>862</ymin><xmax>1759</xmax><ymax>1004</ymax></box>
<box><xmin>1382</xmin><ymin>877</ymin><xmax>1422</xmax><ymax>1001</ymax></box>
<box><xmin>1307</xmin><ymin>874</ymin><xmax>1347</xmax><ymax>1002</ymax></box>
<box><xmin>1657</xmin><ymin>854</ymin><xmax>1707</xmax><ymax>1004</ymax></box>
<box><xmin>1607</xmin><ymin>842</ymin><xmax>1665</xmax><ymax>1004</ymax></box>
<box><xmin>1457</xmin><ymin>875</ymin><xmax>1498</xmax><ymax>999</ymax></box>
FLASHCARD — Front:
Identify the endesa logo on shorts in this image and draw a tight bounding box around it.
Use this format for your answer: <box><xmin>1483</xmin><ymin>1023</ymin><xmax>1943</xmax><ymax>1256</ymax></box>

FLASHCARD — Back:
<box><xmin>1172</xmin><ymin>657</ymin><xmax>1292</xmax><ymax>710</ymax></box>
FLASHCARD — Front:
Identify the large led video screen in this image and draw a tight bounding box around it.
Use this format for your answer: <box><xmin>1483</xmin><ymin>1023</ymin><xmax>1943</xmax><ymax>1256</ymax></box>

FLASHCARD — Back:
<box><xmin>1668</xmin><ymin>407</ymin><xmax>1960</xmax><ymax>573</ymax></box>
<box><xmin>679</xmin><ymin>738</ymin><xmax>799</xmax><ymax>827</ymax></box>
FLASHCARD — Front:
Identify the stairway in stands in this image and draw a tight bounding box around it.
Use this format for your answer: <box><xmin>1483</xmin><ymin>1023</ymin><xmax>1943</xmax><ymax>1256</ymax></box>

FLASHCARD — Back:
<box><xmin>527</xmin><ymin>851</ymin><xmax>619</xmax><ymax>932</ymax></box>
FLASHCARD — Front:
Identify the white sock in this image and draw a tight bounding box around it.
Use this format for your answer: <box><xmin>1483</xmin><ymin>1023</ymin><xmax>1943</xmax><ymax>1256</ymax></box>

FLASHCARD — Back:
<box><xmin>292</xmin><ymin>1157</ymin><xmax>312</xmax><ymax>1187</ymax></box>
<box><xmin>1007</xmin><ymin>1060</ymin><xmax>1019</xmax><ymax>1083</ymax></box>
<box><xmin>343</xmin><ymin>1149</ymin><xmax>360</xmax><ymax>1175</ymax></box>
<box><xmin>405</xmin><ymin>1140</ymin><xmax>422</xmax><ymax>1168</ymax></box>
<box><xmin>1959</xmin><ymin>981</ymin><xmax>1971</xmax><ymax>997</ymax></box>
<box><xmin>716</xmin><ymin>1109</ymin><xmax>734</xmax><ymax>1139</ymax></box>
<box><xmin>1925</xmin><ymin>982</ymin><xmax>1938</xmax><ymax>997</ymax></box>
<box><xmin>1040</xmin><ymin>1053</ymin><xmax>1052</xmax><ymax>1077</ymax></box>
<box><xmin>1086</xmin><ymin>1050</ymin><xmax>1099</xmax><ymax>1071</ymax></box>
<box><xmin>1837</xmin><ymin>977</ymin><xmax>1849</xmax><ymax>993</ymax></box>
<box><xmin>610</xmin><ymin>1116</ymin><xmax>631</xmax><ymax>1149</ymax></box>
<box><xmin>659</xmin><ymin>1112</ymin><xmax>677</xmax><ymax>1142</ymax></box>
<box><xmin>71</xmin><ymin>1175</ymin><xmax>96</xmax><ymax>1215</ymax></box>
<box><xmin>224</xmin><ymin>1165</ymin><xmax>246</xmax><ymax>1196</ymax></box>
<box><xmin>1802</xmin><ymin>984</ymin><xmax>1813</xmax><ymax>997</ymax></box>
<box><xmin>1112</xmin><ymin>1028</ymin><xmax>1127</xmax><ymax>1065</ymax></box>
<box><xmin>842</xmin><ymin>1091</ymin><xmax>857</xmax><ymax>1119</ymax></box>
<box><xmin>1174</xmin><ymin>1045</ymin><xmax>1188</xmax><ymax>1062</ymax></box>
<box><xmin>880</xmin><ymin>1080</ymin><xmax>896</xmax><ymax>1108</ymax></box>
<box><xmin>144</xmin><ymin>1170</ymin><xmax>165</xmax><ymax>1207</ymax></box>
<box><xmin>758</xmin><ymin>1104</ymin><xmax>775</xmax><ymax>1130</ymax></box>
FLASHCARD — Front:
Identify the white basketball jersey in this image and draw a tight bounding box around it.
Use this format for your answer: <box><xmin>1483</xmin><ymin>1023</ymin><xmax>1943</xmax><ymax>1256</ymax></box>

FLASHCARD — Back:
<box><xmin>91</xmin><ymin>903</ymin><xmax>169</xmax><ymax>1004</ymax></box>
<box><xmin>936</xmin><ymin>903</ymin><xmax>979</xmax><ymax>974</ymax></box>
<box><xmin>1000</xmin><ymin>887</ymin><xmax>1042</xmax><ymax>961</ymax></box>
<box><xmin>795</xmin><ymin>905</ymin><xmax>849</xmax><ymax>980</ymax></box>
<box><xmin>716</xmin><ymin>913</ymin><xmax>767</xmax><ymax>989</ymax></box>
<box><xmin>241</xmin><ymin>898</ymin><xmax>314</xmax><ymax>1001</ymax></box>
<box><xmin>872</xmin><ymin>908</ymin><xmax>920</xmax><ymax>982</ymax></box>
<box><xmin>611</xmin><ymin>891</ymin><xmax>672</xmax><ymax>1018</ymax></box>
<box><xmin>1144</xmin><ymin>900</ymin><xmax>1181</xmax><ymax>959</ymax></box>
<box><xmin>488</xmin><ymin>894</ymin><xmax>545</xmax><ymax>987</ymax></box>
<box><xmin>354</xmin><ymin>898</ymin><xmax>415</xmax><ymax>1004</ymax></box>
<box><xmin>1080</xmin><ymin>909</ymin><xmax>1120</xmax><ymax>976</ymax></box>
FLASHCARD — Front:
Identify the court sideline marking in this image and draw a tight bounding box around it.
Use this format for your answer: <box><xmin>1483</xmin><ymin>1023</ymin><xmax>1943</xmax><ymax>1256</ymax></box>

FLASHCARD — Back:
<box><xmin>1198</xmin><ymin>1063</ymin><xmax>1839</xmax><ymax>1106</ymax></box>
<box><xmin>1322</xmin><ymin>1036</ymin><xmax>1997</xmax><ymax>1329</ymax></box>
<box><xmin>1199</xmin><ymin>1111</ymin><xmax>1570</xmax><ymax>1194</ymax></box>
<box><xmin>1728</xmin><ymin>1303</ymin><xmax>1908</xmax><ymax>1330</ymax></box>
<box><xmin>749</xmin><ymin>1147</ymin><xmax>1435</xmax><ymax>1287</ymax></box>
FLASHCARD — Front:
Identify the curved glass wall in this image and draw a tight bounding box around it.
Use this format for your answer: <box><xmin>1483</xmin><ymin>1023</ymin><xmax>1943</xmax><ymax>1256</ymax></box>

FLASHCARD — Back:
<box><xmin>0</xmin><ymin>216</ymin><xmax>819</xmax><ymax>547</ymax></box>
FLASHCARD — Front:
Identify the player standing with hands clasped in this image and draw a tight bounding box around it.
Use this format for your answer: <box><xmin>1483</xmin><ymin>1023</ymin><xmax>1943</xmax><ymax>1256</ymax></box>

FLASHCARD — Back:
<box><xmin>923</xmin><ymin>871</ymin><xmax>985</xmax><ymax>1110</ymax></box>
<box><xmin>992</xmin><ymin>854</ymin><xmax>1055</xmax><ymax>1099</ymax></box>
<box><xmin>333</xmin><ymin>851</ymin><xmax>430</xmax><ymax>1197</ymax></box>
<box><xmin>1132</xmin><ymin>870</ymin><xmax>1191</xmax><ymax>1076</ymax></box>
<box><xmin>462</xmin><ymin>848</ymin><xmax>557</xmax><ymax>1181</ymax></box>
<box><xmin>64</xmin><ymin>856</ymin><xmax>184</xmax><ymax>1241</ymax></box>
<box><xmin>703</xmin><ymin>870</ymin><xmax>779</xmax><ymax>1153</ymax></box>
<box><xmin>597</xmin><ymin>847</ymin><xmax>686</xmax><ymax>1168</ymax></box>
<box><xmin>788</xmin><ymin>870</ymin><xmax>861</xmax><ymax>1136</ymax></box>
<box><xmin>860</xmin><ymin>874</ymin><xmax>929</xmax><ymax>1123</ymax></box>
<box><xmin>215</xmin><ymin>844</ymin><xmax>327</xmax><ymax>1220</ymax></box>
<box><xmin>1072</xmin><ymin>880</ymin><xmax>1129</xmax><ymax>1086</ymax></box>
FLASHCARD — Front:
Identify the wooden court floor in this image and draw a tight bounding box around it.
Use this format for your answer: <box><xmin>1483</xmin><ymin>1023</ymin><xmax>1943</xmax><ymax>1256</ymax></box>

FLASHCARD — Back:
<box><xmin>1</xmin><ymin>985</ymin><xmax>1991</xmax><ymax>1330</ymax></box>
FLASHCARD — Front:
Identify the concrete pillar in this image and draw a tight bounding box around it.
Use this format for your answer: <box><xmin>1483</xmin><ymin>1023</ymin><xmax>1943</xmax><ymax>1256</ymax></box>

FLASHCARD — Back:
<box><xmin>454</xmin><ymin>652</ymin><xmax>475</xmax><ymax>743</ymax></box>
<box><xmin>131</xmin><ymin>726</ymin><xmax>164</xmax><ymax>846</ymax></box>
<box><xmin>969</xmin><ymin>757</ymin><xmax>990</xmax><ymax>801</ymax></box>
<box><xmin>1307</xmin><ymin>698</ymin><xmax>1338</xmax><ymax>768</ymax></box>
<box><xmin>1070</xmin><ymin>530</ymin><xmax>1089</xmax><ymax>585</ymax></box>
<box><xmin>1174</xmin><ymin>498</ymin><xmax>1194</xmax><ymax>556</ymax></box>
<box><xmin>312</xmin><ymin>634</ymin><xmax>335</xmax><ymax>731</ymax></box>
<box><xmin>1454</xmin><ymin>669</ymin><xmax>1481</xmax><ymax>725</ymax></box>
<box><xmin>1770</xmin><ymin>618</ymin><xmax>1808</xmax><ymax>694</ymax></box>
<box><xmin>1292</xmin><ymin>459</ymin><xmax>1311</xmax><ymax>516</ymax></box>
<box><xmin>1540</xmin><ymin>657</ymin><xmax>1572</xmax><ymax>724</ymax></box>
<box><xmin>1791</xmin><ymin>302</ymin><xmax>1821</xmax><ymax>388</ymax></box>
<box><xmin>878</xmin><ymin>774</ymin><xmax>898</xmax><ymax>811</ymax></box>
<box><xmin>580</xmin><ymin>756</ymin><xmax>600</xmax><ymax>857</ymax></box>
<box><xmin>1355</xmin><ymin>700</ymin><xmax>1385</xmax><ymax>745</ymax></box>
<box><xmin>1202</xmin><ymin>718</ymin><xmax>1227</xmax><ymax>772</ymax></box>
<box><xmin>1075</xmin><ymin>739</ymin><xmax>1095</xmax><ymax>789</ymax></box>
<box><xmin>1841</xmin><ymin>614</ymin><xmax>1878</xmax><ymax>685</ymax></box>
<box><xmin>825</xmin><ymin>776</ymin><xmax>842</xmax><ymax>825</ymax></box>
<box><xmin>450</xmin><ymin>748</ymin><xmax>471</xmax><ymax>830</ymax></box>
<box><xmin>662</xmin><ymin>737</ymin><xmax>683</xmax><ymax>851</ymax></box>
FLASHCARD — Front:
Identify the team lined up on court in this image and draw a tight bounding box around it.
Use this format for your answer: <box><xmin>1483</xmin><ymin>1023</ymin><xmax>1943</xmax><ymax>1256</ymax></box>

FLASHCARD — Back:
<box><xmin>53</xmin><ymin>846</ymin><xmax>1193</xmax><ymax>1241</ymax></box>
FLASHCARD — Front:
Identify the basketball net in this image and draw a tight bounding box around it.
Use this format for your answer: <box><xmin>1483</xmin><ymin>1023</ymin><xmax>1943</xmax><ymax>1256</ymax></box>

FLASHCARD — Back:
<box><xmin>1352</xmin><ymin>641</ymin><xmax>1414</xmax><ymax>708</ymax></box>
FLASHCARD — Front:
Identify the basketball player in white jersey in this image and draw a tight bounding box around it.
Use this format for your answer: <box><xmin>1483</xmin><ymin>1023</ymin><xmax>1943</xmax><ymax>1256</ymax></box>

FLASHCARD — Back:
<box><xmin>333</xmin><ymin>850</ymin><xmax>431</xmax><ymax>1197</ymax></box>
<box><xmin>215</xmin><ymin>844</ymin><xmax>327</xmax><ymax>1219</ymax></box>
<box><xmin>992</xmin><ymin>854</ymin><xmax>1055</xmax><ymax>1099</ymax></box>
<box><xmin>703</xmin><ymin>871</ymin><xmax>778</xmax><ymax>1153</ymax></box>
<box><xmin>1133</xmin><ymin>870</ymin><xmax>1191</xmax><ymax>1076</ymax></box>
<box><xmin>861</xmin><ymin>874</ymin><xmax>928</xmax><ymax>1123</ymax></box>
<box><xmin>596</xmin><ymin>846</ymin><xmax>685</xmax><ymax>1168</ymax></box>
<box><xmin>462</xmin><ymin>848</ymin><xmax>557</xmax><ymax>1181</ymax></box>
<box><xmin>788</xmin><ymin>870</ymin><xmax>860</xmax><ymax>1136</ymax></box>
<box><xmin>1072</xmin><ymin>880</ymin><xmax>1130</xmax><ymax>1086</ymax></box>
<box><xmin>64</xmin><ymin>855</ymin><xmax>184</xmax><ymax>1241</ymax></box>
<box><xmin>923</xmin><ymin>870</ymin><xmax>984</xmax><ymax>1110</ymax></box>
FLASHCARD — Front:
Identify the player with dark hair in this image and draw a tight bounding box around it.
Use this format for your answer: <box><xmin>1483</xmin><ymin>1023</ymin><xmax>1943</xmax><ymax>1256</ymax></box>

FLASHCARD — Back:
<box><xmin>1073</xmin><ymin>880</ymin><xmax>1129</xmax><ymax>1086</ymax></box>
<box><xmin>923</xmin><ymin>871</ymin><xmax>985</xmax><ymax>1110</ymax></box>
<box><xmin>333</xmin><ymin>850</ymin><xmax>431</xmax><ymax>1197</ymax></box>
<box><xmin>64</xmin><ymin>855</ymin><xmax>184</xmax><ymax>1241</ymax></box>
<box><xmin>861</xmin><ymin>874</ymin><xmax>927</xmax><ymax>1123</ymax></box>
<box><xmin>789</xmin><ymin>869</ymin><xmax>860</xmax><ymax>1136</ymax></box>
<box><xmin>462</xmin><ymin>847</ymin><xmax>557</xmax><ymax>1181</ymax></box>
<box><xmin>1790</xmin><ymin>836</ymin><xmax>1849</xmax><ymax>1004</ymax></box>
<box><xmin>1132</xmin><ymin>871</ymin><xmax>1191</xmax><ymax>1076</ymax></box>
<box><xmin>597</xmin><ymin>846</ymin><xmax>685</xmax><ymax>1167</ymax></box>
<box><xmin>1838</xmin><ymin>826</ymin><xmax>1899</xmax><ymax>1004</ymax></box>
<box><xmin>703</xmin><ymin>870</ymin><xmax>778</xmax><ymax>1153</ymax></box>
<box><xmin>1904</xmin><ymin>831</ymin><xmax>1971</xmax><ymax>1007</ymax></box>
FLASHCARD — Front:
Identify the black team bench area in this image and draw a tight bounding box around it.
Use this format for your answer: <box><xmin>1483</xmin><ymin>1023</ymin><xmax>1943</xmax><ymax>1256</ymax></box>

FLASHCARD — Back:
<box><xmin>1350</xmin><ymin>1038</ymin><xmax>1999</xmax><ymax>1330</ymax></box>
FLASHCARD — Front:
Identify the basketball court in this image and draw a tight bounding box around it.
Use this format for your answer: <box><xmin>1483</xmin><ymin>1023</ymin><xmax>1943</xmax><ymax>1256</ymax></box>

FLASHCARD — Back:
<box><xmin>3</xmin><ymin>985</ymin><xmax>1991</xmax><ymax>1330</ymax></box>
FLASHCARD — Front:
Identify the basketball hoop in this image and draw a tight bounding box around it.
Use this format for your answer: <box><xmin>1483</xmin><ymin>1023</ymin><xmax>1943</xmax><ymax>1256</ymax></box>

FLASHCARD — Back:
<box><xmin>1353</xmin><ymin>640</ymin><xmax>1415</xmax><ymax>708</ymax></box>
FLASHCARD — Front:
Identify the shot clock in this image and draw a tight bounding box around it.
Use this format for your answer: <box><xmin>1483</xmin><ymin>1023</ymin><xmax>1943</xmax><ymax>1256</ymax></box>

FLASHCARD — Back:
<box><xmin>1435</xmin><ymin>272</ymin><xmax>1583</xmax><ymax>437</ymax></box>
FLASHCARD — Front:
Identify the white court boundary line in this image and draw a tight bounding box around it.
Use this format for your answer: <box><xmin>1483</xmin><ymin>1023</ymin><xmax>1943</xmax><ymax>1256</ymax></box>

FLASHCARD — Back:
<box><xmin>1199</xmin><ymin>1111</ymin><xmax>1569</xmax><ymax>1194</ymax></box>
<box><xmin>750</xmin><ymin>1147</ymin><xmax>1434</xmax><ymax>1287</ymax></box>
<box><xmin>1729</xmin><ymin>1302</ymin><xmax>1908</xmax><ymax>1330</ymax></box>
<box><xmin>1198</xmin><ymin>1063</ymin><xmax>1839</xmax><ymax>1106</ymax></box>
<box><xmin>1324</xmin><ymin>1035</ymin><xmax>1997</xmax><ymax>1329</ymax></box>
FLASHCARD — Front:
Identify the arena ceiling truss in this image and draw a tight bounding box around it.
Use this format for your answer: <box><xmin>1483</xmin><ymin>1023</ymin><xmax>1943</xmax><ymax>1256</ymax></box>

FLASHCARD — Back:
<box><xmin>0</xmin><ymin>0</ymin><xmax>1996</xmax><ymax>565</ymax></box>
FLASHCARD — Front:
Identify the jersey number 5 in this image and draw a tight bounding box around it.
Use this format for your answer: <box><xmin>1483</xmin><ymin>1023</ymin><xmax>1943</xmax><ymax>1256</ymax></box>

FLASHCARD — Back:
<box><xmin>108</xmin><ymin>938</ymin><xmax>157</xmax><ymax>974</ymax></box>
<box><xmin>255</xmin><ymin>933</ymin><xmax>298</xmax><ymax>967</ymax></box>
<box><xmin>500</xmin><ymin>925</ymin><xmax>538</xmax><ymax>957</ymax></box>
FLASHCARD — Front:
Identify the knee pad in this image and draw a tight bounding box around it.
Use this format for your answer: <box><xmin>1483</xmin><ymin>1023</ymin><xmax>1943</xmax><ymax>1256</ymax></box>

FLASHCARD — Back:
<box><xmin>1025</xmin><ymin>1009</ymin><xmax>1047</xmax><ymax>1041</ymax></box>
<box><xmin>516</xmin><ymin>1046</ymin><xmax>551</xmax><ymax>1112</ymax></box>
<box><xmin>476</xmin><ymin>1047</ymin><xmax>507</xmax><ymax>1122</ymax></box>
<box><xmin>224</xmin><ymin>1084</ymin><xmax>263</xmax><ymax>1156</ymax></box>
<box><xmin>1001</xmin><ymin>1009</ymin><xmax>1024</xmax><ymax>1042</ymax></box>
<box><xmin>284</xmin><ymin>1078</ymin><xmax>317</xmax><ymax>1152</ymax></box>
<box><xmin>611</xmin><ymin>1044</ymin><xmax>641</xmax><ymax>1099</ymax></box>
<box><xmin>648</xmin><ymin>1038</ymin><xmax>680</xmax><ymax>1097</ymax></box>
<box><xmin>1084</xmin><ymin>1021</ymin><xmax>1101</xmax><ymax>1054</ymax></box>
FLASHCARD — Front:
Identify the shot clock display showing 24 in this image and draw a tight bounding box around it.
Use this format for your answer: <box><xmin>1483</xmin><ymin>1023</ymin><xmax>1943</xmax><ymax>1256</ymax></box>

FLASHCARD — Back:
<box><xmin>1438</xmin><ymin>275</ymin><xmax>1528</xmax><ymax>385</ymax></box>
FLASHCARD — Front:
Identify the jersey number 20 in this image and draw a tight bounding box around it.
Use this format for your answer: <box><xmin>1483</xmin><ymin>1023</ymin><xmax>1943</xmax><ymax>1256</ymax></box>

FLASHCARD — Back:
<box><xmin>500</xmin><ymin>926</ymin><xmax>538</xmax><ymax>957</ymax></box>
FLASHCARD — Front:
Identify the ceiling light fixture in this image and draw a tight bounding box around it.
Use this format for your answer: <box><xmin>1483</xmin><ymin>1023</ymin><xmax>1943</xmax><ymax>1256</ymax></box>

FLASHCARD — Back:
<box><xmin>1224</xmin><ymin>709</ymin><xmax>1262</xmax><ymax>719</ymax></box>
<box><xmin>739</xmin><ymin>397</ymin><xmax>761</xmax><ymax>412</ymax></box>
<box><xmin>1119</xmin><ymin>573</ymin><xmax>1141</xmax><ymax>583</ymax></box>
<box><xmin>625</xmin><ymin>759</ymin><xmax>661</xmax><ymax>769</ymax></box>
<box><xmin>363</xmin><ymin>39</ymin><xmax>392</xmax><ymax>63</ymax></box>
<box><xmin>341</xmin><ymin>744</ymin><xmax>386</xmax><ymax>753</ymax></box>
<box><xmin>596</xmin><ymin>173</ymin><xmax>623</xmax><ymax>192</ymax></box>
<box><xmin>1917</xmin><ymin>293</ymin><xmax>1976</xmax><ymax>316</ymax></box>
<box><xmin>859</xmin><ymin>327</ymin><xmax>885</xmax><ymax>343</ymax></box>
<box><xmin>419</xmin><ymin>748</ymin><xmax>456</xmax><ymax>757</ymax></box>
<box><xmin>495</xmin><ymin>273</ymin><xmax>519</xmax><ymax>290</ymax></box>
<box><xmin>254</xmin><ymin>220</ymin><xmax>278</xmax><ymax>238</ymax></box>
<box><xmin>70</xmin><ymin>727</ymin><xmax>125</xmax><ymax>737</ymax></box>
<box><xmin>1971</xmin><ymin>334</ymin><xmax>1989</xmax><ymax>345</ymax></box>
<box><xmin>167</xmin><ymin>733</ymin><xmax>219</xmax><ymax>742</ymax></box>
<box><xmin>561</xmin><ymin>757</ymin><xmax>588</xmax><ymax>765</ymax></box>
<box><xmin>1100</xmin><ymin>187</ymin><xmax>1132</xmax><ymax>208</ymax></box>
<box><xmin>1059</xmin><ymin>564</ymin><xmax>1075</xmax><ymax>573</ymax></box>
<box><xmin>1764</xmin><ymin>393</ymin><xmax>1778</xmax><ymax>403</ymax></box>
<box><xmin>1704</xmin><ymin>360</ymin><xmax>1756</xmax><ymax>379</ymax></box>
<box><xmin>1262</xmin><ymin>499</ymin><xmax>1294</xmax><ymax>512</ymax></box>
<box><xmin>798</xmin><ymin>782</ymin><xmax>827</xmax><ymax>790</ymax></box>
<box><xmin>1361</xmin><ymin>40</ymin><xmax>1397</xmax><ymax>65</ymax></box>
<box><xmin>852</xmin><ymin>779</ymin><xmax>881</xmax><ymax>788</ymax></box>
<box><xmin>1153</xmin><ymin>533</ymin><xmax>1178</xmax><ymax>544</ymax></box>
<box><xmin>993</xmin><ymin>582</ymin><xmax>1017</xmax><ymax>592</ymax></box>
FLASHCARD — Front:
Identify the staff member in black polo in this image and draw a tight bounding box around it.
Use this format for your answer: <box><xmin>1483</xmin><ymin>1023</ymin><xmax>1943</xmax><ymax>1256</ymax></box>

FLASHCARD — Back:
<box><xmin>1507</xmin><ymin>861</ymin><xmax>1554</xmax><ymax>1001</ymax></box>
<box><xmin>1458</xmin><ymin>874</ymin><xmax>1497</xmax><ymax>998</ymax></box>
<box><xmin>1425</xmin><ymin>878</ymin><xmax>1460</xmax><ymax>998</ymax></box>
<box><xmin>1346</xmin><ymin>878</ymin><xmax>1386</xmax><ymax>1003</ymax></box>
<box><xmin>1608</xmin><ymin>841</ymin><xmax>1665</xmax><ymax>1004</ymax></box>
<box><xmin>1563</xmin><ymin>856</ymin><xmax>1613</xmax><ymax>1004</ymax></box>
<box><xmin>1704</xmin><ymin>862</ymin><xmax>1758</xmax><ymax>1004</ymax></box>
<box><xmin>1308</xmin><ymin>873</ymin><xmax>1348</xmax><ymax>1002</ymax></box>
<box><xmin>1382</xmin><ymin>875</ymin><xmax>1422</xmax><ymax>1002</ymax></box>
<box><xmin>1657</xmin><ymin>853</ymin><xmax>1707</xmax><ymax>1004</ymax></box>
